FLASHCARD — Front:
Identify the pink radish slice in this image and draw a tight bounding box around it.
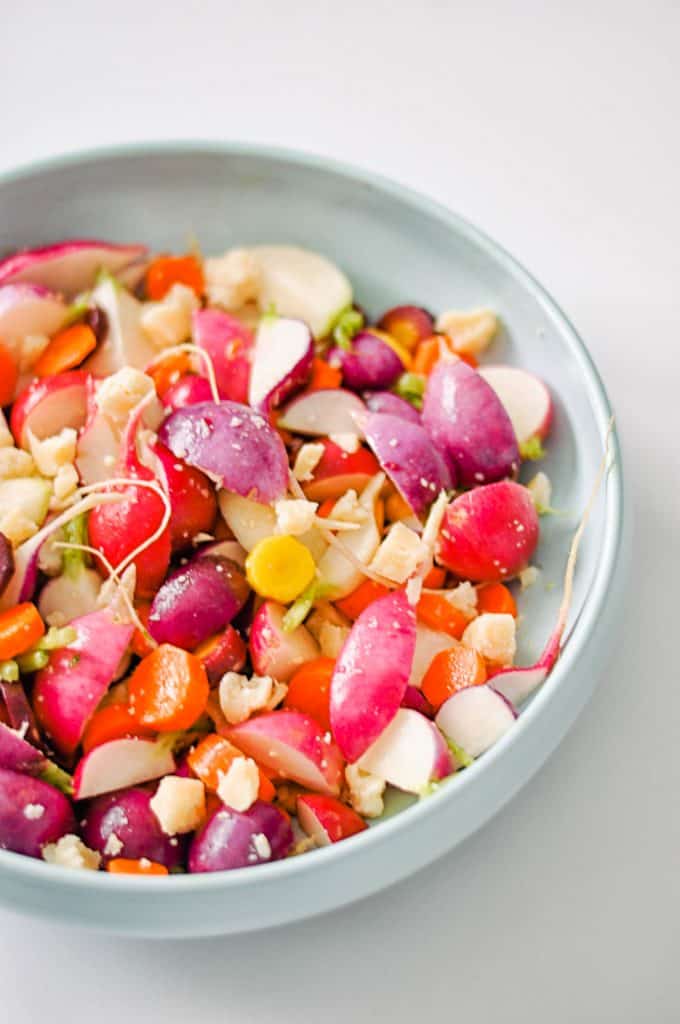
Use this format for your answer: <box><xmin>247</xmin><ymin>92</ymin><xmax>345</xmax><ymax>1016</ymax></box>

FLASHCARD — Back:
<box><xmin>278</xmin><ymin>388</ymin><xmax>366</xmax><ymax>436</ymax></box>
<box><xmin>435</xmin><ymin>685</ymin><xmax>517</xmax><ymax>758</ymax></box>
<box><xmin>72</xmin><ymin>738</ymin><xmax>176</xmax><ymax>800</ymax></box>
<box><xmin>10</xmin><ymin>370</ymin><xmax>90</xmax><ymax>448</ymax></box>
<box><xmin>158</xmin><ymin>400</ymin><xmax>289</xmax><ymax>503</ymax></box>
<box><xmin>296</xmin><ymin>793</ymin><xmax>367</xmax><ymax>846</ymax></box>
<box><xmin>0</xmin><ymin>284</ymin><xmax>68</xmax><ymax>358</ymax></box>
<box><xmin>226</xmin><ymin>710</ymin><xmax>344</xmax><ymax>796</ymax></box>
<box><xmin>330</xmin><ymin>590</ymin><xmax>416</xmax><ymax>763</ymax></box>
<box><xmin>249</xmin><ymin>600</ymin><xmax>320</xmax><ymax>681</ymax></box>
<box><xmin>422</xmin><ymin>359</ymin><xmax>520</xmax><ymax>488</ymax></box>
<box><xmin>33</xmin><ymin>609</ymin><xmax>134</xmax><ymax>757</ymax></box>
<box><xmin>0</xmin><ymin>768</ymin><xmax>75</xmax><ymax>858</ymax></box>
<box><xmin>0</xmin><ymin>240</ymin><xmax>147</xmax><ymax>295</ymax></box>
<box><xmin>248</xmin><ymin>315</ymin><xmax>313</xmax><ymax>411</ymax></box>
<box><xmin>478</xmin><ymin>365</ymin><xmax>553</xmax><ymax>444</ymax></box>
<box><xmin>358</xmin><ymin>708</ymin><xmax>453</xmax><ymax>793</ymax></box>
<box><xmin>0</xmin><ymin>722</ymin><xmax>45</xmax><ymax>775</ymax></box>
<box><xmin>361</xmin><ymin>411</ymin><xmax>453</xmax><ymax>516</ymax></box>
<box><xmin>401</xmin><ymin>684</ymin><xmax>434</xmax><ymax>717</ymax></box>
<box><xmin>192</xmin><ymin>308</ymin><xmax>253</xmax><ymax>404</ymax></box>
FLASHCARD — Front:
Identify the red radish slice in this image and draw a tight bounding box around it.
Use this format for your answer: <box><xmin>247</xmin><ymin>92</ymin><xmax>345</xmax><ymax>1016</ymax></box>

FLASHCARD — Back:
<box><xmin>192</xmin><ymin>309</ymin><xmax>253</xmax><ymax>404</ymax></box>
<box><xmin>358</xmin><ymin>708</ymin><xmax>453</xmax><ymax>793</ymax></box>
<box><xmin>303</xmin><ymin>439</ymin><xmax>381</xmax><ymax>502</ymax></box>
<box><xmin>435</xmin><ymin>685</ymin><xmax>517</xmax><ymax>758</ymax></box>
<box><xmin>33</xmin><ymin>609</ymin><xmax>134</xmax><ymax>757</ymax></box>
<box><xmin>401</xmin><ymin>684</ymin><xmax>434</xmax><ymax>717</ymax></box>
<box><xmin>361</xmin><ymin>411</ymin><xmax>453</xmax><ymax>516</ymax></box>
<box><xmin>296</xmin><ymin>793</ymin><xmax>367</xmax><ymax>845</ymax></box>
<box><xmin>478</xmin><ymin>365</ymin><xmax>553</xmax><ymax>444</ymax></box>
<box><xmin>249</xmin><ymin>601</ymin><xmax>320</xmax><ymax>681</ymax></box>
<box><xmin>72</xmin><ymin>738</ymin><xmax>176</xmax><ymax>800</ymax></box>
<box><xmin>0</xmin><ymin>284</ymin><xmax>68</xmax><ymax>363</ymax></box>
<box><xmin>278</xmin><ymin>388</ymin><xmax>366</xmax><ymax>436</ymax></box>
<box><xmin>10</xmin><ymin>370</ymin><xmax>90</xmax><ymax>448</ymax></box>
<box><xmin>330</xmin><ymin>590</ymin><xmax>416</xmax><ymax>762</ymax></box>
<box><xmin>0</xmin><ymin>240</ymin><xmax>146</xmax><ymax>295</ymax></box>
<box><xmin>248</xmin><ymin>315</ymin><xmax>313</xmax><ymax>411</ymax></box>
<box><xmin>226</xmin><ymin>710</ymin><xmax>344</xmax><ymax>796</ymax></box>
<box><xmin>0</xmin><ymin>722</ymin><xmax>45</xmax><ymax>775</ymax></box>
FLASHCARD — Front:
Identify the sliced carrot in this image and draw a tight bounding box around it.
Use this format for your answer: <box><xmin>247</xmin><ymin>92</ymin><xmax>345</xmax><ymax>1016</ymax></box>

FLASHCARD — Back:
<box><xmin>283</xmin><ymin>656</ymin><xmax>335</xmax><ymax>731</ymax></box>
<box><xmin>416</xmin><ymin>593</ymin><xmax>468</xmax><ymax>640</ymax></box>
<box><xmin>411</xmin><ymin>336</ymin><xmax>441</xmax><ymax>376</ymax></box>
<box><xmin>477</xmin><ymin>582</ymin><xmax>518</xmax><ymax>617</ymax></box>
<box><xmin>81</xmin><ymin>704</ymin><xmax>155</xmax><ymax>754</ymax></box>
<box><xmin>0</xmin><ymin>603</ymin><xmax>45</xmax><ymax>661</ymax></box>
<box><xmin>421</xmin><ymin>644</ymin><xmax>487</xmax><ymax>711</ymax></box>
<box><xmin>308</xmin><ymin>357</ymin><xmax>342</xmax><ymax>391</ymax></box>
<box><xmin>335</xmin><ymin>579</ymin><xmax>391</xmax><ymax>621</ymax></box>
<box><xmin>145</xmin><ymin>254</ymin><xmax>204</xmax><ymax>301</ymax></box>
<box><xmin>457</xmin><ymin>352</ymin><xmax>479</xmax><ymax>369</ymax></box>
<box><xmin>147</xmin><ymin>350</ymin><xmax>195</xmax><ymax>397</ymax></box>
<box><xmin>107</xmin><ymin>858</ymin><xmax>168</xmax><ymax>876</ymax></box>
<box><xmin>423</xmin><ymin>565</ymin><xmax>446</xmax><ymax>589</ymax></box>
<box><xmin>385</xmin><ymin>491</ymin><xmax>413</xmax><ymax>523</ymax></box>
<box><xmin>316</xmin><ymin>498</ymin><xmax>336</xmax><ymax>519</ymax></box>
<box><xmin>128</xmin><ymin>644</ymin><xmax>209</xmax><ymax>732</ymax></box>
<box><xmin>187</xmin><ymin>734</ymin><xmax>275</xmax><ymax>800</ymax></box>
<box><xmin>0</xmin><ymin>342</ymin><xmax>18</xmax><ymax>406</ymax></box>
<box><xmin>130</xmin><ymin>601</ymin><xmax>155</xmax><ymax>658</ymax></box>
<box><xmin>34</xmin><ymin>324</ymin><xmax>97</xmax><ymax>377</ymax></box>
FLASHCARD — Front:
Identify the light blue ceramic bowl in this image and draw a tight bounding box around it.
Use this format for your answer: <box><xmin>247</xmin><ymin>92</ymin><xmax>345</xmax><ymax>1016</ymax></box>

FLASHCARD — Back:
<box><xmin>0</xmin><ymin>144</ymin><xmax>627</xmax><ymax>936</ymax></box>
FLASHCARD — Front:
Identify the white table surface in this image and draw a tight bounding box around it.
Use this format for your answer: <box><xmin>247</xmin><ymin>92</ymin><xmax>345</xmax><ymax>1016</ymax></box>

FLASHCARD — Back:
<box><xmin>2</xmin><ymin>1</ymin><xmax>678</xmax><ymax>1020</ymax></box>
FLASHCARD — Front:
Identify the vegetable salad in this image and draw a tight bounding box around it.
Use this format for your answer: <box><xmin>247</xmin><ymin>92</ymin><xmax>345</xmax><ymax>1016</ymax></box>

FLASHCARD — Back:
<box><xmin>0</xmin><ymin>239</ymin><xmax>562</xmax><ymax>875</ymax></box>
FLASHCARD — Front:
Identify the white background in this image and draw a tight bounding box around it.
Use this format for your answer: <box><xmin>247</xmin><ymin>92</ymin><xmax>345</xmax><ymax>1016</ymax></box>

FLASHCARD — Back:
<box><xmin>2</xmin><ymin>1</ymin><xmax>678</xmax><ymax>1021</ymax></box>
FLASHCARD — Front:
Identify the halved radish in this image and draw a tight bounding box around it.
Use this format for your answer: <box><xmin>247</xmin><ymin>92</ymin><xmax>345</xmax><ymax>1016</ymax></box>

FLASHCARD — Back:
<box><xmin>0</xmin><ymin>240</ymin><xmax>146</xmax><ymax>295</ymax></box>
<box><xmin>10</xmin><ymin>370</ymin><xmax>90</xmax><ymax>448</ymax></box>
<box><xmin>278</xmin><ymin>388</ymin><xmax>365</xmax><ymax>437</ymax></box>
<box><xmin>251</xmin><ymin>245</ymin><xmax>352</xmax><ymax>339</ymax></box>
<box><xmin>357</xmin><ymin>708</ymin><xmax>453</xmax><ymax>793</ymax></box>
<box><xmin>361</xmin><ymin>411</ymin><xmax>452</xmax><ymax>516</ymax></box>
<box><xmin>72</xmin><ymin>738</ymin><xmax>176</xmax><ymax>800</ymax></box>
<box><xmin>435</xmin><ymin>685</ymin><xmax>517</xmax><ymax>758</ymax></box>
<box><xmin>249</xmin><ymin>600</ymin><xmax>319</xmax><ymax>681</ymax></box>
<box><xmin>248</xmin><ymin>315</ymin><xmax>313</xmax><ymax>411</ymax></box>
<box><xmin>330</xmin><ymin>590</ymin><xmax>416</xmax><ymax>762</ymax></box>
<box><xmin>192</xmin><ymin>308</ymin><xmax>253</xmax><ymax>404</ymax></box>
<box><xmin>296</xmin><ymin>793</ymin><xmax>367</xmax><ymax>845</ymax></box>
<box><xmin>0</xmin><ymin>768</ymin><xmax>75</xmax><ymax>858</ymax></box>
<box><xmin>478</xmin><ymin>365</ymin><xmax>553</xmax><ymax>444</ymax></box>
<box><xmin>0</xmin><ymin>722</ymin><xmax>45</xmax><ymax>775</ymax></box>
<box><xmin>0</xmin><ymin>283</ymin><xmax>68</xmax><ymax>367</ymax></box>
<box><xmin>226</xmin><ymin>710</ymin><xmax>344</xmax><ymax>796</ymax></box>
<box><xmin>84</xmin><ymin>275</ymin><xmax>157</xmax><ymax>375</ymax></box>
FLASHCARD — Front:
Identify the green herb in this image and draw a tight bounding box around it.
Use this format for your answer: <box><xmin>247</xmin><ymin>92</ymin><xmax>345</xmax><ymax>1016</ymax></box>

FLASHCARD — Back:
<box><xmin>446</xmin><ymin>737</ymin><xmax>474</xmax><ymax>769</ymax></box>
<box><xmin>332</xmin><ymin>307</ymin><xmax>364</xmax><ymax>351</ymax></box>
<box><xmin>394</xmin><ymin>372</ymin><xmax>426</xmax><ymax>409</ymax></box>
<box><xmin>35</xmin><ymin>626</ymin><xmax>78</xmax><ymax>652</ymax></box>
<box><xmin>519</xmin><ymin>435</ymin><xmax>547</xmax><ymax>461</ymax></box>
<box><xmin>0</xmin><ymin>660</ymin><xmax>19</xmax><ymax>683</ymax></box>
<box><xmin>62</xmin><ymin>514</ymin><xmax>91</xmax><ymax>576</ymax></box>
<box><xmin>15</xmin><ymin>651</ymin><xmax>49</xmax><ymax>674</ymax></box>
<box><xmin>282</xmin><ymin>580</ymin><xmax>333</xmax><ymax>633</ymax></box>
<box><xmin>40</xmin><ymin>760</ymin><xmax>73</xmax><ymax>797</ymax></box>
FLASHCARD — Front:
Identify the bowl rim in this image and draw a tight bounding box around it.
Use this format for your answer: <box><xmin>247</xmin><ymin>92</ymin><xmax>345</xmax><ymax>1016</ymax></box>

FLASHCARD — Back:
<box><xmin>0</xmin><ymin>140</ymin><xmax>624</xmax><ymax>891</ymax></box>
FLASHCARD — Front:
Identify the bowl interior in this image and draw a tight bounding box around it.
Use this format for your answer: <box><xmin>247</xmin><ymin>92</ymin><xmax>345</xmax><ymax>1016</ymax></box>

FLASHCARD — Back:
<box><xmin>0</xmin><ymin>145</ymin><xmax>618</xmax><ymax>896</ymax></box>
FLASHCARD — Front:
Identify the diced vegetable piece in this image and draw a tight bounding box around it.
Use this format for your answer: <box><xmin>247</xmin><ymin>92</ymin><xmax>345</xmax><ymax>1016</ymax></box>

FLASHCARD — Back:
<box><xmin>107</xmin><ymin>858</ymin><xmax>168</xmax><ymax>875</ymax></box>
<box><xmin>84</xmin><ymin>275</ymin><xmax>157</xmax><ymax>375</ymax></box>
<box><xmin>437</xmin><ymin>481</ymin><xmax>539</xmax><ymax>582</ymax></box>
<box><xmin>194</xmin><ymin>626</ymin><xmax>247</xmax><ymax>685</ymax></box>
<box><xmin>377</xmin><ymin>305</ymin><xmax>434</xmax><ymax>351</ymax></box>
<box><xmin>161</xmin><ymin>374</ymin><xmax>213</xmax><ymax>412</ymax></box>
<box><xmin>148</xmin><ymin>555</ymin><xmax>248</xmax><ymax>651</ymax></box>
<box><xmin>0</xmin><ymin>343</ymin><xmax>17</xmax><ymax>406</ymax></box>
<box><xmin>34</xmin><ymin>323</ymin><xmax>97</xmax><ymax>377</ymax></box>
<box><xmin>283</xmin><ymin>656</ymin><xmax>335</xmax><ymax>731</ymax></box>
<box><xmin>128</xmin><ymin>645</ymin><xmax>209</xmax><ymax>732</ymax></box>
<box><xmin>191</xmin><ymin>309</ymin><xmax>253</xmax><ymax>404</ymax></box>
<box><xmin>330</xmin><ymin>331</ymin><xmax>403</xmax><ymax>392</ymax></box>
<box><xmin>401</xmin><ymin>684</ymin><xmax>434</xmax><ymax>717</ymax></box>
<box><xmin>358</xmin><ymin>708</ymin><xmax>453</xmax><ymax>793</ymax></box>
<box><xmin>148</xmin><ymin>441</ymin><xmax>218</xmax><ymax>552</ymax></box>
<box><xmin>477</xmin><ymin>582</ymin><xmax>518</xmax><ymax>617</ymax></box>
<box><xmin>297</xmin><ymin>793</ymin><xmax>367</xmax><ymax>846</ymax></box>
<box><xmin>0</xmin><ymin>721</ymin><xmax>45</xmax><ymax>774</ymax></box>
<box><xmin>416</xmin><ymin>593</ymin><xmax>469</xmax><ymax>639</ymax></box>
<box><xmin>72</xmin><ymin>739</ymin><xmax>176</xmax><ymax>800</ymax></box>
<box><xmin>33</xmin><ymin>609</ymin><xmax>134</xmax><ymax>756</ymax></box>
<box><xmin>420</xmin><ymin>643</ymin><xmax>487</xmax><ymax>711</ymax></box>
<box><xmin>308</xmin><ymin>357</ymin><xmax>342</xmax><ymax>391</ymax></box>
<box><xmin>335</xmin><ymin>579</ymin><xmax>390</xmax><ymax>621</ymax></box>
<box><xmin>0</xmin><ymin>283</ymin><xmax>68</xmax><ymax>371</ymax></box>
<box><xmin>226</xmin><ymin>710</ymin><xmax>344</xmax><ymax>795</ymax></box>
<box><xmin>188</xmin><ymin>799</ymin><xmax>293</xmax><ymax>873</ymax></box>
<box><xmin>10</xmin><ymin>370</ymin><xmax>90</xmax><ymax>448</ymax></box>
<box><xmin>81</xmin><ymin>704</ymin><xmax>154</xmax><ymax>754</ymax></box>
<box><xmin>435</xmin><ymin>685</ymin><xmax>517</xmax><ymax>758</ymax></box>
<box><xmin>146</xmin><ymin>254</ymin><xmax>204</xmax><ymax>300</ymax></box>
<box><xmin>187</xmin><ymin>734</ymin><xmax>274</xmax><ymax>800</ymax></box>
<box><xmin>82</xmin><ymin>787</ymin><xmax>186</xmax><ymax>867</ymax></box>
<box><xmin>278</xmin><ymin>388</ymin><xmax>365</xmax><ymax>437</ymax></box>
<box><xmin>159</xmin><ymin>400</ymin><xmax>289</xmax><ymax>504</ymax></box>
<box><xmin>0</xmin><ymin>768</ymin><xmax>75</xmax><ymax>857</ymax></box>
<box><xmin>251</xmin><ymin>245</ymin><xmax>352</xmax><ymax>340</ymax></box>
<box><xmin>249</xmin><ymin>601</ymin><xmax>320</xmax><ymax>681</ymax></box>
<box><xmin>422</xmin><ymin>360</ymin><xmax>520</xmax><ymax>488</ymax></box>
<box><xmin>302</xmin><ymin>440</ymin><xmax>381</xmax><ymax>503</ymax></box>
<box><xmin>363</xmin><ymin>390</ymin><xmax>421</xmax><ymax>423</ymax></box>
<box><xmin>408</xmin><ymin>624</ymin><xmax>456</xmax><ymax>687</ymax></box>
<box><xmin>0</xmin><ymin>602</ymin><xmax>45</xmax><ymax>662</ymax></box>
<box><xmin>478</xmin><ymin>365</ymin><xmax>553</xmax><ymax>444</ymax></box>
<box><xmin>0</xmin><ymin>240</ymin><xmax>146</xmax><ymax>295</ymax></box>
<box><xmin>330</xmin><ymin>590</ymin><xmax>416</xmax><ymax>762</ymax></box>
<box><xmin>361</xmin><ymin>411</ymin><xmax>452</xmax><ymax>516</ymax></box>
<box><xmin>249</xmin><ymin>315</ymin><xmax>313</xmax><ymax>411</ymax></box>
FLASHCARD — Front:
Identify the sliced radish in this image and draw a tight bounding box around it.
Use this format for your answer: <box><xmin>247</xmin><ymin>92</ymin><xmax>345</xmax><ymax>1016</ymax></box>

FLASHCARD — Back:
<box><xmin>357</xmin><ymin>708</ymin><xmax>453</xmax><ymax>793</ymax></box>
<box><xmin>72</xmin><ymin>738</ymin><xmax>176</xmax><ymax>800</ymax></box>
<box><xmin>478</xmin><ymin>365</ymin><xmax>553</xmax><ymax>444</ymax></box>
<box><xmin>226</xmin><ymin>710</ymin><xmax>344</xmax><ymax>796</ymax></box>
<box><xmin>249</xmin><ymin>600</ymin><xmax>320</xmax><ymax>681</ymax></box>
<box><xmin>84</xmin><ymin>275</ymin><xmax>157</xmax><ymax>375</ymax></box>
<box><xmin>248</xmin><ymin>315</ymin><xmax>313</xmax><ymax>411</ymax></box>
<box><xmin>409</xmin><ymin>625</ymin><xmax>457</xmax><ymax>687</ymax></box>
<box><xmin>0</xmin><ymin>722</ymin><xmax>45</xmax><ymax>775</ymax></box>
<box><xmin>361</xmin><ymin>411</ymin><xmax>452</xmax><ymax>516</ymax></box>
<box><xmin>0</xmin><ymin>240</ymin><xmax>146</xmax><ymax>295</ymax></box>
<box><xmin>10</xmin><ymin>370</ymin><xmax>90</xmax><ymax>448</ymax></box>
<box><xmin>192</xmin><ymin>308</ymin><xmax>253</xmax><ymax>404</ymax></box>
<box><xmin>251</xmin><ymin>245</ymin><xmax>352</xmax><ymax>339</ymax></box>
<box><xmin>296</xmin><ymin>793</ymin><xmax>367</xmax><ymax>846</ymax></box>
<box><xmin>74</xmin><ymin>384</ymin><xmax>120</xmax><ymax>485</ymax></box>
<box><xmin>0</xmin><ymin>283</ymin><xmax>68</xmax><ymax>367</ymax></box>
<box><xmin>278</xmin><ymin>388</ymin><xmax>365</xmax><ymax>437</ymax></box>
<box><xmin>218</xmin><ymin>491</ymin><xmax>277</xmax><ymax>551</ymax></box>
<box><xmin>435</xmin><ymin>685</ymin><xmax>517</xmax><ymax>758</ymax></box>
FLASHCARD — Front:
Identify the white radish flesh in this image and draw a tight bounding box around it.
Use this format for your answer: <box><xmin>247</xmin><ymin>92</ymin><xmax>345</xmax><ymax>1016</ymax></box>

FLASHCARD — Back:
<box><xmin>358</xmin><ymin>708</ymin><xmax>453</xmax><ymax>793</ymax></box>
<box><xmin>436</xmin><ymin>686</ymin><xmax>517</xmax><ymax>758</ymax></box>
<box><xmin>248</xmin><ymin>316</ymin><xmax>313</xmax><ymax>411</ymax></box>
<box><xmin>478</xmin><ymin>365</ymin><xmax>553</xmax><ymax>444</ymax></box>
<box><xmin>278</xmin><ymin>388</ymin><xmax>366</xmax><ymax>437</ymax></box>
<box><xmin>251</xmin><ymin>245</ymin><xmax>352</xmax><ymax>339</ymax></box>
<box><xmin>72</xmin><ymin>738</ymin><xmax>176</xmax><ymax>800</ymax></box>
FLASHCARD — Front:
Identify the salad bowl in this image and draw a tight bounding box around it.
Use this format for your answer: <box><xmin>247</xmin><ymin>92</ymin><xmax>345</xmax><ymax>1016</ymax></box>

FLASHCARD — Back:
<box><xmin>0</xmin><ymin>143</ymin><xmax>626</xmax><ymax>936</ymax></box>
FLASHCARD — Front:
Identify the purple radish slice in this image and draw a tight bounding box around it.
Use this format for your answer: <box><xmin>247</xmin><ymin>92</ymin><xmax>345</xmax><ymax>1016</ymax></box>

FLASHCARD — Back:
<box><xmin>82</xmin><ymin>787</ymin><xmax>186</xmax><ymax>868</ymax></box>
<box><xmin>0</xmin><ymin>240</ymin><xmax>147</xmax><ymax>295</ymax></box>
<box><xmin>422</xmin><ymin>359</ymin><xmax>520</xmax><ymax>488</ymax></box>
<box><xmin>189</xmin><ymin>800</ymin><xmax>294</xmax><ymax>873</ymax></box>
<box><xmin>248</xmin><ymin>315</ymin><xmax>313</xmax><ymax>411</ymax></box>
<box><xmin>0</xmin><ymin>768</ymin><xmax>75</xmax><ymax>857</ymax></box>
<box><xmin>364</xmin><ymin>391</ymin><xmax>421</xmax><ymax>423</ymax></box>
<box><xmin>159</xmin><ymin>400</ymin><xmax>289</xmax><ymax>503</ymax></box>
<box><xmin>0</xmin><ymin>681</ymin><xmax>44</xmax><ymax>750</ymax></box>
<box><xmin>72</xmin><ymin>738</ymin><xmax>176</xmax><ymax>801</ymax></box>
<box><xmin>357</xmin><ymin>708</ymin><xmax>453</xmax><ymax>793</ymax></box>
<box><xmin>361</xmin><ymin>411</ymin><xmax>452</xmax><ymax>516</ymax></box>
<box><xmin>0</xmin><ymin>722</ymin><xmax>46</xmax><ymax>775</ymax></box>
<box><xmin>0</xmin><ymin>533</ymin><xmax>15</xmax><ymax>598</ymax></box>
<box><xmin>330</xmin><ymin>331</ymin><xmax>403</xmax><ymax>392</ymax></box>
<box><xmin>435</xmin><ymin>685</ymin><xmax>517</xmax><ymax>758</ymax></box>
<box><xmin>277</xmin><ymin>388</ymin><xmax>366</xmax><ymax>437</ymax></box>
